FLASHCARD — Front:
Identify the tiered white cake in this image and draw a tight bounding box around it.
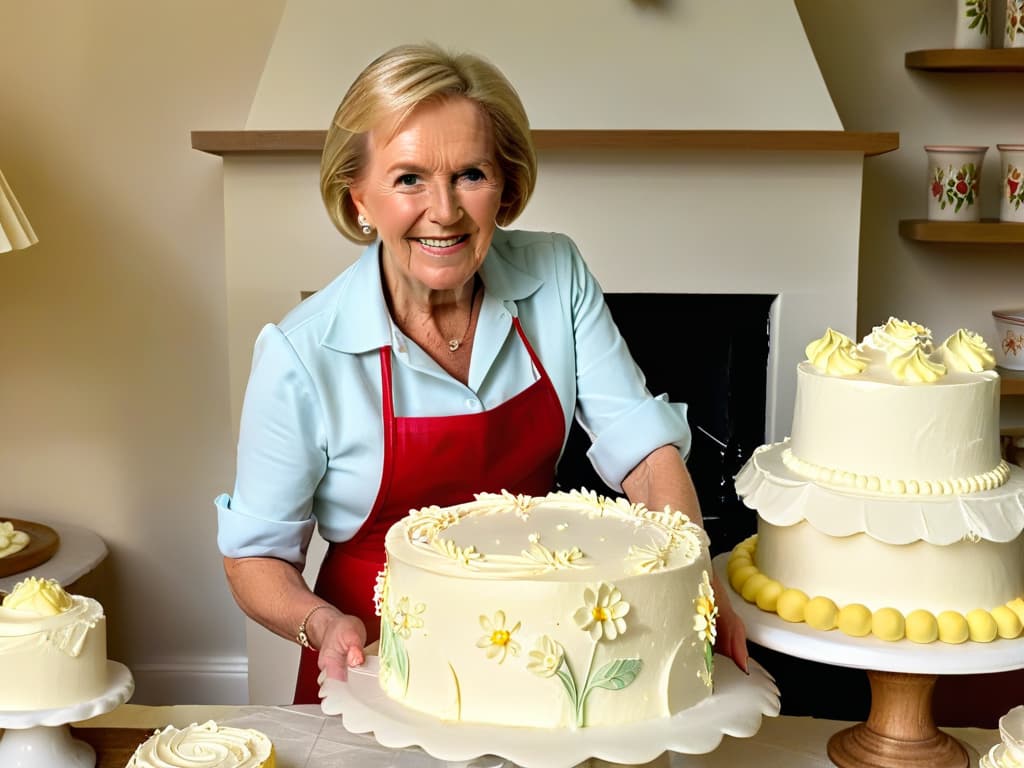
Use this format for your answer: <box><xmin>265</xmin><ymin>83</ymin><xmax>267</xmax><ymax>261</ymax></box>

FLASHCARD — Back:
<box><xmin>729</xmin><ymin>318</ymin><xmax>1024</xmax><ymax>644</ymax></box>
<box><xmin>378</xmin><ymin>489</ymin><xmax>719</xmax><ymax>728</ymax></box>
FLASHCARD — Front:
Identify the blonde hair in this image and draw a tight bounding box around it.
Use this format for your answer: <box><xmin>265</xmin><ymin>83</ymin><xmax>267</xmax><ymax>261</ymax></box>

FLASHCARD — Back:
<box><xmin>320</xmin><ymin>43</ymin><xmax>537</xmax><ymax>244</ymax></box>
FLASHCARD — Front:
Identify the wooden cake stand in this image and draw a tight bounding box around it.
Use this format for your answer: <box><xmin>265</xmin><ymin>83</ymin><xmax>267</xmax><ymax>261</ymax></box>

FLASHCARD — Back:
<box><xmin>713</xmin><ymin>553</ymin><xmax>1024</xmax><ymax>768</ymax></box>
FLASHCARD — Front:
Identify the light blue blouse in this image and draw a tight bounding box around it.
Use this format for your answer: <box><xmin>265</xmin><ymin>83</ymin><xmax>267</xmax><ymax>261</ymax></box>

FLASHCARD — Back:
<box><xmin>216</xmin><ymin>229</ymin><xmax>691</xmax><ymax>568</ymax></box>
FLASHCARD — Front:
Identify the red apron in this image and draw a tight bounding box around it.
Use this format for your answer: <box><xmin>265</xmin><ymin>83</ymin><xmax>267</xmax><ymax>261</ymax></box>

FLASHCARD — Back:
<box><xmin>293</xmin><ymin>317</ymin><xmax>565</xmax><ymax>703</ymax></box>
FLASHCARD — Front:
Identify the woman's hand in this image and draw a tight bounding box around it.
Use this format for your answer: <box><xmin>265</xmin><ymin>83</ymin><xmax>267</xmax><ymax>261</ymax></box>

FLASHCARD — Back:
<box><xmin>712</xmin><ymin>573</ymin><xmax>749</xmax><ymax>673</ymax></box>
<box><xmin>315</xmin><ymin>610</ymin><xmax>368</xmax><ymax>683</ymax></box>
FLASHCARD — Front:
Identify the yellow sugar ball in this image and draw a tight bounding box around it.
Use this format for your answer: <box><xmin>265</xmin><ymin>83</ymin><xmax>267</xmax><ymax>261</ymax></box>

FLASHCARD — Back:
<box><xmin>1007</xmin><ymin>598</ymin><xmax>1024</xmax><ymax>625</ymax></box>
<box><xmin>755</xmin><ymin>580</ymin><xmax>785</xmax><ymax>612</ymax></box>
<box><xmin>905</xmin><ymin>610</ymin><xmax>938</xmax><ymax>644</ymax></box>
<box><xmin>729</xmin><ymin>564</ymin><xmax>759</xmax><ymax>594</ymax></box>
<box><xmin>741</xmin><ymin>573</ymin><xmax>771</xmax><ymax>603</ymax></box>
<box><xmin>804</xmin><ymin>596</ymin><xmax>839</xmax><ymax>631</ymax></box>
<box><xmin>727</xmin><ymin>555</ymin><xmax>753</xmax><ymax>577</ymax></box>
<box><xmin>966</xmin><ymin>609</ymin><xmax>998</xmax><ymax>643</ymax></box>
<box><xmin>991</xmin><ymin>606</ymin><xmax>1023</xmax><ymax>639</ymax></box>
<box><xmin>776</xmin><ymin>589</ymin><xmax>810</xmax><ymax>623</ymax></box>
<box><xmin>937</xmin><ymin>611</ymin><xmax>969</xmax><ymax>644</ymax></box>
<box><xmin>871</xmin><ymin>607</ymin><xmax>905</xmax><ymax>642</ymax></box>
<box><xmin>837</xmin><ymin>604</ymin><xmax>872</xmax><ymax>637</ymax></box>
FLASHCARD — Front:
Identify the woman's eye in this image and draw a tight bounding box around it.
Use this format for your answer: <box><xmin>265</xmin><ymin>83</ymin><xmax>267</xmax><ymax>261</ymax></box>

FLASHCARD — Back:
<box><xmin>461</xmin><ymin>169</ymin><xmax>485</xmax><ymax>183</ymax></box>
<box><xmin>396</xmin><ymin>173</ymin><xmax>420</xmax><ymax>187</ymax></box>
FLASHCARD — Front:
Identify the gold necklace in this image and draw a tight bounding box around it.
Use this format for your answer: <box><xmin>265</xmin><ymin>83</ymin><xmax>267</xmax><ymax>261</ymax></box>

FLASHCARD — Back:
<box><xmin>448</xmin><ymin>280</ymin><xmax>480</xmax><ymax>353</ymax></box>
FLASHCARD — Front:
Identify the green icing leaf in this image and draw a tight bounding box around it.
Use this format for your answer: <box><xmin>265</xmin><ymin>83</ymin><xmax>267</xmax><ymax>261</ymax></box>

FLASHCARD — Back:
<box><xmin>585</xmin><ymin>657</ymin><xmax>643</xmax><ymax>692</ymax></box>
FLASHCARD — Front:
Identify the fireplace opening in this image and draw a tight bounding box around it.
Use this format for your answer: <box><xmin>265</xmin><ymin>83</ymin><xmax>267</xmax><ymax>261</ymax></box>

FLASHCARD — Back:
<box><xmin>555</xmin><ymin>292</ymin><xmax>775</xmax><ymax>556</ymax></box>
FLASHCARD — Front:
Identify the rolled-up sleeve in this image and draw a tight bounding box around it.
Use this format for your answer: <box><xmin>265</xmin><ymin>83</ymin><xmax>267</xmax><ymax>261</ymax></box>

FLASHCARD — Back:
<box><xmin>216</xmin><ymin>324</ymin><xmax>328</xmax><ymax>567</ymax></box>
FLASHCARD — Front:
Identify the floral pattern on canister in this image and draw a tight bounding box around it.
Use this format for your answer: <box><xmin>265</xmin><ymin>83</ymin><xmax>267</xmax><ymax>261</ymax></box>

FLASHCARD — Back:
<box><xmin>528</xmin><ymin>582</ymin><xmax>642</xmax><ymax>727</ymax></box>
<box><xmin>1006</xmin><ymin>164</ymin><xmax>1024</xmax><ymax>211</ymax></box>
<box><xmin>965</xmin><ymin>0</ymin><xmax>990</xmax><ymax>36</ymax></box>
<box><xmin>1008</xmin><ymin>0</ymin><xmax>1024</xmax><ymax>44</ymax></box>
<box><xmin>930</xmin><ymin>163</ymin><xmax>980</xmax><ymax>213</ymax></box>
<box><xmin>1003</xmin><ymin>329</ymin><xmax>1024</xmax><ymax>359</ymax></box>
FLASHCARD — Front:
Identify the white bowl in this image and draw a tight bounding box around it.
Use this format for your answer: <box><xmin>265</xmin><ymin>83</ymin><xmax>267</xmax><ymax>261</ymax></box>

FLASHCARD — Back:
<box><xmin>993</xmin><ymin>309</ymin><xmax>1024</xmax><ymax>371</ymax></box>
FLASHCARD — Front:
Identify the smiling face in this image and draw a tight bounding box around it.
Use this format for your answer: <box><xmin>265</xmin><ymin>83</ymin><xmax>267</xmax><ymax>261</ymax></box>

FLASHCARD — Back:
<box><xmin>350</xmin><ymin>96</ymin><xmax>504</xmax><ymax>302</ymax></box>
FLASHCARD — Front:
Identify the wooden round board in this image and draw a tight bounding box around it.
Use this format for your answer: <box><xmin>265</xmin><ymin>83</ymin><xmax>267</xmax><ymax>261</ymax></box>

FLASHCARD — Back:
<box><xmin>0</xmin><ymin>519</ymin><xmax>60</xmax><ymax>580</ymax></box>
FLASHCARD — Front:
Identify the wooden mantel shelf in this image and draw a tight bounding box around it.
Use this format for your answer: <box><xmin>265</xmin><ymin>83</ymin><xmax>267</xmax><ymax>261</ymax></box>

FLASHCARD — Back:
<box><xmin>905</xmin><ymin>48</ymin><xmax>1024</xmax><ymax>72</ymax></box>
<box><xmin>191</xmin><ymin>129</ymin><xmax>899</xmax><ymax>156</ymax></box>
<box><xmin>899</xmin><ymin>218</ymin><xmax>1024</xmax><ymax>244</ymax></box>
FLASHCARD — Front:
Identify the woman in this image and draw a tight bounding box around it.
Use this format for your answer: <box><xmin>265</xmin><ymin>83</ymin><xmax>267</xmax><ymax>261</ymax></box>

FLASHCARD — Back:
<box><xmin>216</xmin><ymin>42</ymin><xmax>747</xmax><ymax>704</ymax></box>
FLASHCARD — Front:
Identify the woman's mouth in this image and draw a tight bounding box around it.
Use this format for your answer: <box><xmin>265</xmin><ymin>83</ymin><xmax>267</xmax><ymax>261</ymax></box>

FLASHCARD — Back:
<box><xmin>415</xmin><ymin>235</ymin><xmax>469</xmax><ymax>248</ymax></box>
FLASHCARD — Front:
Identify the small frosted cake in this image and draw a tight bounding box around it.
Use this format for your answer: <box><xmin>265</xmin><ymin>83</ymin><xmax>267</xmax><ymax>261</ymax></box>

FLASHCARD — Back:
<box><xmin>731</xmin><ymin>319</ymin><xmax>1024</xmax><ymax>644</ymax></box>
<box><xmin>0</xmin><ymin>577</ymin><xmax>107</xmax><ymax>710</ymax></box>
<box><xmin>127</xmin><ymin>721</ymin><xmax>275</xmax><ymax>768</ymax></box>
<box><xmin>377</xmin><ymin>489</ymin><xmax>719</xmax><ymax>728</ymax></box>
<box><xmin>0</xmin><ymin>520</ymin><xmax>29</xmax><ymax>559</ymax></box>
<box><xmin>981</xmin><ymin>705</ymin><xmax>1024</xmax><ymax>768</ymax></box>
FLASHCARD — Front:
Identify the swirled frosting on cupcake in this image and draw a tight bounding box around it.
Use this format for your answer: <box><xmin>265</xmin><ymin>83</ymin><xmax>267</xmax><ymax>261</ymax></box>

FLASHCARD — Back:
<box><xmin>127</xmin><ymin>721</ymin><xmax>275</xmax><ymax>768</ymax></box>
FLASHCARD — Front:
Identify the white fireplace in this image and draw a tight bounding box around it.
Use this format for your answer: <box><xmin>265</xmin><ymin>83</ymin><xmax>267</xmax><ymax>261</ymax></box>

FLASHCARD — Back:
<box><xmin>204</xmin><ymin>0</ymin><xmax>886</xmax><ymax>703</ymax></box>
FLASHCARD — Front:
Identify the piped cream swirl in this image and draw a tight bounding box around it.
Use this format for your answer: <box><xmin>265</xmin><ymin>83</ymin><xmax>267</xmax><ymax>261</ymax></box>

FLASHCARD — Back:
<box><xmin>127</xmin><ymin>722</ymin><xmax>275</xmax><ymax>768</ymax></box>
<box><xmin>867</xmin><ymin>317</ymin><xmax>932</xmax><ymax>358</ymax></box>
<box><xmin>805</xmin><ymin>328</ymin><xmax>867</xmax><ymax>376</ymax></box>
<box><xmin>939</xmin><ymin>328</ymin><xmax>996</xmax><ymax>372</ymax></box>
<box><xmin>2</xmin><ymin>577</ymin><xmax>73</xmax><ymax>616</ymax></box>
<box><xmin>888</xmin><ymin>344</ymin><xmax>946</xmax><ymax>383</ymax></box>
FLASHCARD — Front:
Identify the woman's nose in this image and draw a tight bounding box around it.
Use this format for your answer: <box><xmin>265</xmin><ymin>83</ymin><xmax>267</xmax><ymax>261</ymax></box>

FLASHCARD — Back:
<box><xmin>427</xmin><ymin>183</ymin><xmax>461</xmax><ymax>225</ymax></box>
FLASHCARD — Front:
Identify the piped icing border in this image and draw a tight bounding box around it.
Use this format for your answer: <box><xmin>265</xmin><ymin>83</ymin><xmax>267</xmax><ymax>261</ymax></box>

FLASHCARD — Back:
<box><xmin>727</xmin><ymin>536</ymin><xmax>1024</xmax><ymax>644</ymax></box>
<box><xmin>780</xmin><ymin>446</ymin><xmax>1011</xmax><ymax>496</ymax></box>
<box><xmin>735</xmin><ymin>442</ymin><xmax>1024</xmax><ymax>545</ymax></box>
<box><xmin>399</xmin><ymin>488</ymin><xmax>708</xmax><ymax>577</ymax></box>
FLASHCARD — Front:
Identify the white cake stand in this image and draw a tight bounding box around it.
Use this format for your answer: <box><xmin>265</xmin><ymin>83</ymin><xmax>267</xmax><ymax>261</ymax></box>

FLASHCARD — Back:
<box><xmin>712</xmin><ymin>553</ymin><xmax>1024</xmax><ymax>768</ymax></box>
<box><xmin>0</xmin><ymin>661</ymin><xmax>134</xmax><ymax>768</ymax></box>
<box><xmin>321</xmin><ymin>652</ymin><xmax>780</xmax><ymax>768</ymax></box>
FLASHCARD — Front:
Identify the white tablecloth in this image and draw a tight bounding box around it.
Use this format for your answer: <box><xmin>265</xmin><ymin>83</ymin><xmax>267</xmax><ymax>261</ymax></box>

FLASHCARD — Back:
<box><xmin>78</xmin><ymin>704</ymin><xmax>999</xmax><ymax>768</ymax></box>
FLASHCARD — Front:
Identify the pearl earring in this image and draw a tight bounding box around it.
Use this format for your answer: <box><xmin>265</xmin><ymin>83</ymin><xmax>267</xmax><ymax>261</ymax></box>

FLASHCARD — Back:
<box><xmin>357</xmin><ymin>214</ymin><xmax>373</xmax><ymax>236</ymax></box>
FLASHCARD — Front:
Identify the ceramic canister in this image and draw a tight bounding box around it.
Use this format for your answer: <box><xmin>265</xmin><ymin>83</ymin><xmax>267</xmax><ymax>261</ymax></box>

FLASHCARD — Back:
<box><xmin>998</xmin><ymin>145</ymin><xmax>1024</xmax><ymax>222</ymax></box>
<box><xmin>955</xmin><ymin>0</ymin><xmax>991</xmax><ymax>48</ymax></box>
<box><xmin>993</xmin><ymin>309</ymin><xmax>1024</xmax><ymax>371</ymax></box>
<box><xmin>925</xmin><ymin>146</ymin><xmax>987</xmax><ymax>221</ymax></box>
<box><xmin>1007</xmin><ymin>0</ymin><xmax>1024</xmax><ymax>47</ymax></box>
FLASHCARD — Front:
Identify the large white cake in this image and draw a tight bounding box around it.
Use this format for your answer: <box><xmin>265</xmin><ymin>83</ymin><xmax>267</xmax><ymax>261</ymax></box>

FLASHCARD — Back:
<box><xmin>730</xmin><ymin>319</ymin><xmax>1024</xmax><ymax>644</ymax></box>
<box><xmin>377</xmin><ymin>489</ymin><xmax>718</xmax><ymax>728</ymax></box>
<box><xmin>0</xmin><ymin>576</ymin><xmax>108</xmax><ymax>710</ymax></box>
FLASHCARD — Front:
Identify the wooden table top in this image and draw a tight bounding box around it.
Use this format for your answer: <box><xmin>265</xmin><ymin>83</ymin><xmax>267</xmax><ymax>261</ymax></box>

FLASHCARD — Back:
<box><xmin>73</xmin><ymin>727</ymin><xmax>152</xmax><ymax>768</ymax></box>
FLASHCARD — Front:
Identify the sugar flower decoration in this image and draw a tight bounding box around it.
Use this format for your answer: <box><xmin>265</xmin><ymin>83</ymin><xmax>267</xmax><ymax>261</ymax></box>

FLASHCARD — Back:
<box><xmin>693</xmin><ymin>571</ymin><xmax>718</xmax><ymax>644</ymax></box>
<box><xmin>390</xmin><ymin>596</ymin><xmax>425</xmax><ymax>639</ymax></box>
<box><xmin>526</xmin><ymin>635</ymin><xmax>564</xmax><ymax>678</ymax></box>
<box><xmin>573</xmin><ymin>582</ymin><xmax>630</xmax><ymax>641</ymax></box>
<box><xmin>476</xmin><ymin>610</ymin><xmax>521</xmax><ymax>663</ymax></box>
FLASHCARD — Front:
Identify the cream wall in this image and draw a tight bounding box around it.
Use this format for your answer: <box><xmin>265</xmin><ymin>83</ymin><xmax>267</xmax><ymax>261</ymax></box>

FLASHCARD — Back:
<box><xmin>0</xmin><ymin>0</ymin><xmax>1020</xmax><ymax>708</ymax></box>
<box><xmin>0</xmin><ymin>1</ymin><xmax>285</xmax><ymax>703</ymax></box>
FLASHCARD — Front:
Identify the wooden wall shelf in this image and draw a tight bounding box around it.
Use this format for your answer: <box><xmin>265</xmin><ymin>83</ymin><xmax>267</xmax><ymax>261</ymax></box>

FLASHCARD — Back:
<box><xmin>905</xmin><ymin>48</ymin><xmax>1024</xmax><ymax>72</ymax></box>
<box><xmin>191</xmin><ymin>129</ymin><xmax>899</xmax><ymax>157</ymax></box>
<box><xmin>1002</xmin><ymin>369</ymin><xmax>1024</xmax><ymax>396</ymax></box>
<box><xmin>899</xmin><ymin>218</ymin><xmax>1024</xmax><ymax>244</ymax></box>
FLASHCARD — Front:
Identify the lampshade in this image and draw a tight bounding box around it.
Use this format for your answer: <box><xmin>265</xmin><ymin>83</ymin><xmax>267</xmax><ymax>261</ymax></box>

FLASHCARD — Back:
<box><xmin>0</xmin><ymin>167</ymin><xmax>38</xmax><ymax>253</ymax></box>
